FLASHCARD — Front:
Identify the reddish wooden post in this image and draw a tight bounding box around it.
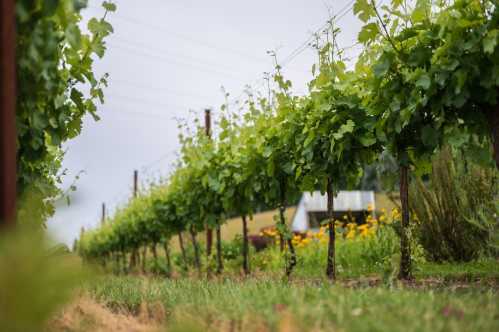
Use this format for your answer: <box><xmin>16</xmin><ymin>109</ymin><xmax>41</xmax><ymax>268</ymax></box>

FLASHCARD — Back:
<box><xmin>133</xmin><ymin>170</ymin><xmax>138</xmax><ymax>197</ymax></box>
<box><xmin>204</xmin><ymin>108</ymin><xmax>212</xmax><ymax>138</ymax></box>
<box><xmin>101</xmin><ymin>203</ymin><xmax>106</xmax><ymax>225</ymax></box>
<box><xmin>132</xmin><ymin>169</ymin><xmax>139</xmax><ymax>268</ymax></box>
<box><xmin>0</xmin><ymin>0</ymin><xmax>17</xmax><ymax>228</ymax></box>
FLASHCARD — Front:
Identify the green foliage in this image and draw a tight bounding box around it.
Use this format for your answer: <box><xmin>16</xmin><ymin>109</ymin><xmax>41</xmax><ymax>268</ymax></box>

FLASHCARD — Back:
<box><xmin>410</xmin><ymin>147</ymin><xmax>499</xmax><ymax>262</ymax></box>
<box><xmin>355</xmin><ymin>0</ymin><xmax>499</xmax><ymax>167</ymax></box>
<box><xmin>79</xmin><ymin>0</ymin><xmax>499</xmax><ymax>281</ymax></box>
<box><xmin>250</xmin><ymin>223</ymin><xmax>424</xmax><ymax>280</ymax></box>
<box><xmin>79</xmin><ymin>185</ymin><xmax>176</xmax><ymax>260</ymax></box>
<box><xmin>15</xmin><ymin>0</ymin><xmax>115</xmax><ymax>226</ymax></box>
<box><xmin>359</xmin><ymin>225</ymin><xmax>399</xmax><ymax>268</ymax></box>
<box><xmin>221</xmin><ymin>235</ymin><xmax>243</xmax><ymax>260</ymax></box>
<box><xmin>173</xmin><ymin>238</ymin><xmax>206</xmax><ymax>268</ymax></box>
<box><xmin>0</xmin><ymin>229</ymin><xmax>87</xmax><ymax>332</ymax></box>
<box><xmin>298</xmin><ymin>46</ymin><xmax>381</xmax><ymax>193</ymax></box>
<box><xmin>351</xmin><ymin>0</ymin><xmax>499</xmax><ymax>279</ymax></box>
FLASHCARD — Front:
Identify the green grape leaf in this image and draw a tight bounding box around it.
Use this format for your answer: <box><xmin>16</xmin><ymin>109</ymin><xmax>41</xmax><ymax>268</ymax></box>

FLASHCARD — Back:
<box><xmin>416</xmin><ymin>73</ymin><xmax>431</xmax><ymax>90</ymax></box>
<box><xmin>353</xmin><ymin>0</ymin><xmax>375</xmax><ymax>23</ymax></box>
<box><xmin>483</xmin><ymin>29</ymin><xmax>498</xmax><ymax>54</ymax></box>
<box><xmin>102</xmin><ymin>1</ymin><xmax>117</xmax><ymax>12</ymax></box>
<box><xmin>421</xmin><ymin>125</ymin><xmax>438</xmax><ymax>147</ymax></box>
<box><xmin>358</xmin><ymin>23</ymin><xmax>379</xmax><ymax>44</ymax></box>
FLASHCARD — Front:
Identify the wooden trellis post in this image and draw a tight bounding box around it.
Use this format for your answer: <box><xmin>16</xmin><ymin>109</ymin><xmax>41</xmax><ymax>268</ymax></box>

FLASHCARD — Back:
<box><xmin>0</xmin><ymin>0</ymin><xmax>17</xmax><ymax>228</ymax></box>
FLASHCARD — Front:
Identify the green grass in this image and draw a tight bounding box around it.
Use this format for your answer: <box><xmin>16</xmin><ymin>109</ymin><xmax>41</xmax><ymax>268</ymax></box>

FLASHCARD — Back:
<box><xmin>85</xmin><ymin>218</ymin><xmax>499</xmax><ymax>332</ymax></box>
<box><xmin>417</xmin><ymin>260</ymin><xmax>499</xmax><ymax>280</ymax></box>
<box><xmin>86</xmin><ymin>275</ymin><xmax>499</xmax><ymax>332</ymax></box>
<box><xmin>87</xmin><ymin>212</ymin><xmax>499</xmax><ymax>332</ymax></box>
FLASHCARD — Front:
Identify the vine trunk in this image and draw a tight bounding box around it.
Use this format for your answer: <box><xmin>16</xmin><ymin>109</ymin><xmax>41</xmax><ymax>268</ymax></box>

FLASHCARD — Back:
<box><xmin>326</xmin><ymin>177</ymin><xmax>336</xmax><ymax>281</ymax></box>
<box><xmin>399</xmin><ymin>164</ymin><xmax>412</xmax><ymax>280</ymax></box>
<box><xmin>279</xmin><ymin>200</ymin><xmax>296</xmax><ymax>278</ymax></box>
<box><xmin>190</xmin><ymin>226</ymin><xmax>201</xmax><ymax>274</ymax></box>
<box><xmin>141</xmin><ymin>247</ymin><xmax>147</xmax><ymax>273</ymax></box>
<box><xmin>242</xmin><ymin>215</ymin><xmax>249</xmax><ymax>275</ymax></box>
<box><xmin>487</xmin><ymin>107</ymin><xmax>499</xmax><ymax>169</ymax></box>
<box><xmin>178</xmin><ymin>232</ymin><xmax>188</xmax><ymax>270</ymax></box>
<box><xmin>216</xmin><ymin>223</ymin><xmax>223</xmax><ymax>274</ymax></box>
<box><xmin>163</xmin><ymin>241</ymin><xmax>171</xmax><ymax>277</ymax></box>
<box><xmin>151</xmin><ymin>242</ymin><xmax>158</xmax><ymax>265</ymax></box>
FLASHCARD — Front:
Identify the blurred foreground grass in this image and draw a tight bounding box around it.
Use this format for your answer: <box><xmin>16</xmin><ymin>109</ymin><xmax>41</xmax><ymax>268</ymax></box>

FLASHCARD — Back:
<box><xmin>0</xmin><ymin>229</ymin><xmax>87</xmax><ymax>332</ymax></box>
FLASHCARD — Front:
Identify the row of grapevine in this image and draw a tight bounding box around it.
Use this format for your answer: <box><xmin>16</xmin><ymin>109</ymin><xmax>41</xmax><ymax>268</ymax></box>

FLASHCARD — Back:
<box><xmin>78</xmin><ymin>0</ymin><xmax>498</xmax><ymax>280</ymax></box>
<box><xmin>15</xmin><ymin>1</ymin><xmax>115</xmax><ymax>226</ymax></box>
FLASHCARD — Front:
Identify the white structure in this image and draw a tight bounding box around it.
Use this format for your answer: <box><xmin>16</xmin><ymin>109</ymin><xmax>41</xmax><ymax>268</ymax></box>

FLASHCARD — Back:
<box><xmin>291</xmin><ymin>191</ymin><xmax>375</xmax><ymax>232</ymax></box>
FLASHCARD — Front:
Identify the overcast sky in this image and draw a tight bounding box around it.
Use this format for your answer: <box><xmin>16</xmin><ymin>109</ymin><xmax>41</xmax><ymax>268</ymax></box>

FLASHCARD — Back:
<box><xmin>47</xmin><ymin>0</ymin><xmax>364</xmax><ymax>245</ymax></box>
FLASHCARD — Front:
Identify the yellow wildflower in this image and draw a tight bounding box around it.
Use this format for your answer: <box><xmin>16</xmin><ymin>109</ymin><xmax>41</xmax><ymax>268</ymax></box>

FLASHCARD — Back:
<box><xmin>391</xmin><ymin>208</ymin><xmax>401</xmax><ymax>220</ymax></box>
<box><xmin>358</xmin><ymin>224</ymin><xmax>369</xmax><ymax>231</ymax></box>
<box><xmin>360</xmin><ymin>228</ymin><xmax>370</xmax><ymax>238</ymax></box>
<box><xmin>347</xmin><ymin>222</ymin><xmax>357</xmax><ymax>229</ymax></box>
